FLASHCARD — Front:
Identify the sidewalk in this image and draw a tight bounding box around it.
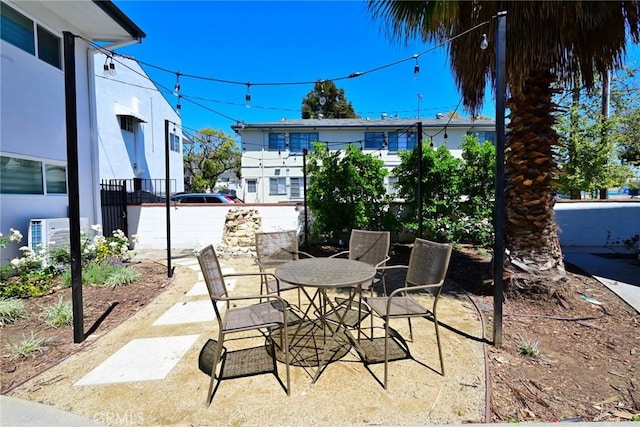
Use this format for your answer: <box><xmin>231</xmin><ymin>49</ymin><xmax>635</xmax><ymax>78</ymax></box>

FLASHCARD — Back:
<box><xmin>2</xmin><ymin>251</ymin><xmax>487</xmax><ymax>426</ymax></box>
<box><xmin>562</xmin><ymin>246</ymin><xmax>639</xmax><ymax>313</ymax></box>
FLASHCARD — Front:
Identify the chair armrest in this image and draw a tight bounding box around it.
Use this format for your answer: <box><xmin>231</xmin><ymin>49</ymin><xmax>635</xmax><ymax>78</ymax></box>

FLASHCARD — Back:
<box><xmin>296</xmin><ymin>250</ymin><xmax>315</xmax><ymax>259</ymax></box>
<box><xmin>328</xmin><ymin>250</ymin><xmax>349</xmax><ymax>259</ymax></box>
<box><xmin>224</xmin><ymin>271</ymin><xmax>281</xmax><ymax>295</ymax></box>
<box><xmin>377</xmin><ymin>264</ymin><xmax>408</xmax><ymax>272</ymax></box>
<box><xmin>374</xmin><ymin>255</ymin><xmax>391</xmax><ymax>270</ymax></box>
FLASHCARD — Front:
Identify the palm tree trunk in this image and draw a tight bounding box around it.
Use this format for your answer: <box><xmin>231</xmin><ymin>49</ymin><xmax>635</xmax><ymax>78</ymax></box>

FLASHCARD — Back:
<box><xmin>504</xmin><ymin>68</ymin><xmax>567</xmax><ymax>290</ymax></box>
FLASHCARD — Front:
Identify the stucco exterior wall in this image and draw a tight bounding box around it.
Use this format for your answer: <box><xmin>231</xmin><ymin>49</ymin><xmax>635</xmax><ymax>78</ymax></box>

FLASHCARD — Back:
<box><xmin>128</xmin><ymin>201</ymin><xmax>639</xmax><ymax>251</ymax></box>
<box><xmin>555</xmin><ymin>202</ymin><xmax>640</xmax><ymax>248</ymax></box>
<box><xmin>93</xmin><ymin>54</ymin><xmax>184</xmax><ymax>194</ymax></box>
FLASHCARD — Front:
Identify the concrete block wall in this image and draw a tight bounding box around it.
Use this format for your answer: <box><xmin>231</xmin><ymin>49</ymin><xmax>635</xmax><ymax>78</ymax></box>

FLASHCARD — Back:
<box><xmin>554</xmin><ymin>202</ymin><xmax>639</xmax><ymax>248</ymax></box>
<box><xmin>127</xmin><ymin>203</ymin><xmax>304</xmax><ymax>251</ymax></box>
<box><xmin>128</xmin><ymin>201</ymin><xmax>640</xmax><ymax>251</ymax></box>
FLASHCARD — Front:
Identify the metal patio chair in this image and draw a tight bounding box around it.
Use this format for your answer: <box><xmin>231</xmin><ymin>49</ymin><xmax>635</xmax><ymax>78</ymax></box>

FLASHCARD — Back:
<box><xmin>255</xmin><ymin>230</ymin><xmax>313</xmax><ymax>307</ymax></box>
<box><xmin>363</xmin><ymin>238</ymin><xmax>452</xmax><ymax>389</ymax></box>
<box><xmin>196</xmin><ymin>244</ymin><xmax>294</xmax><ymax>405</ymax></box>
<box><xmin>327</xmin><ymin>230</ymin><xmax>390</xmax><ymax>330</ymax></box>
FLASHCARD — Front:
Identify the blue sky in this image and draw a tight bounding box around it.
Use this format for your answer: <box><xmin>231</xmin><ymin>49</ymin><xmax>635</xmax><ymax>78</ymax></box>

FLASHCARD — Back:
<box><xmin>112</xmin><ymin>1</ymin><xmax>640</xmax><ymax>138</ymax></box>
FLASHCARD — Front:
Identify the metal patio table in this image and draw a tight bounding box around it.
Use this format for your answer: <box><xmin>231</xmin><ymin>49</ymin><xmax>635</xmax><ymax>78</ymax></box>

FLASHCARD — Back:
<box><xmin>274</xmin><ymin>257</ymin><xmax>376</xmax><ymax>383</ymax></box>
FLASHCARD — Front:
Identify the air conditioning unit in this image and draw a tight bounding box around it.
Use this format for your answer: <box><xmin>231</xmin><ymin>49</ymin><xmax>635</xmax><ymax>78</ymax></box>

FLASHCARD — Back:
<box><xmin>28</xmin><ymin>218</ymin><xmax>89</xmax><ymax>252</ymax></box>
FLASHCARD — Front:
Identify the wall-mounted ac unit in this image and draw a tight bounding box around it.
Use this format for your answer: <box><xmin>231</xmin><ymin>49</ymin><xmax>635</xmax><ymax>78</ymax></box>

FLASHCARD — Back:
<box><xmin>28</xmin><ymin>218</ymin><xmax>89</xmax><ymax>252</ymax></box>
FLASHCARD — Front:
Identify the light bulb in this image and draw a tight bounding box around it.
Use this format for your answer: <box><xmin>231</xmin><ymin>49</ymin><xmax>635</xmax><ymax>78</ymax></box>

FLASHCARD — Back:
<box><xmin>480</xmin><ymin>34</ymin><xmax>488</xmax><ymax>50</ymax></box>
<box><xmin>103</xmin><ymin>63</ymin><xmax>110</xmax><ymax>76</ymax></box>
<box><xmin>109</xmin><ymin>61</ymin><xmax>116</xmax><ymax>76</ymax></box>
<box><xmin>413</xmin><ymin>54</ymin><xmax>420</xmax><ymax>80</ymax></box>
<box><xmin>245</xmin><ymin>84</ymin><xmax>251</xmax><ymax>108</ymax></box>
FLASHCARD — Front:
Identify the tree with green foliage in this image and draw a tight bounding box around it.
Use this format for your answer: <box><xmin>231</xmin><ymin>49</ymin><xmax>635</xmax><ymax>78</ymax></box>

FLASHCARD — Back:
<box><xmin>611</xmin><ymin>68</ymin><xmax>640</xmax><ymax>166</ymax></box>
<box><xmin>554</xmin><ymin>83</ymin><xmax>633</xmax><ymax>199</ymax></box>
<box><xmin>393</xmin><ymin>135</ymin><xmax>495</xmax><ymax>246</ymax></box>
<box><xmin>394</xmin><ymin>142</ymin><xmax>463</xmax><ymax>242</ymax></box>
<box><xmin>301</xmin><ymin>80</ymin><xmax>358</xmax><ymax>119</ymax></box>
<box><xmin>183</xmin><ymin>129</ymin><xmax>241</xmax><ymax>193</ymax></box>
<box><xmin>368</xmin><ymin>0</ymin><xmax>640</xmax><ymax>286</ymax></box>
<box><xmin>306</xmin><ymin>143</ymin><xmax>394</xmax><ymax>242</ymax></box>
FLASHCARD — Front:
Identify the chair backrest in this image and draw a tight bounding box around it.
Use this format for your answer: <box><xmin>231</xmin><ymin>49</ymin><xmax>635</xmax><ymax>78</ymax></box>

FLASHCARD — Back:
<box><xmin>348</xmin><ymin>230</ymin><xmax>390</xmax><ymax>268</ymax></box>
<box><xmin>406</xmin><ymin>238</ymin><xmax>452</xmax><ymax>293</ymax></box>
<box><xmin>196</xmin><ymin>245</ymin><xmax>228</xmax><ymax>314</ymax></box>
<box><xmin>255</xmin><ymin>230</ymin><xmax>300</xmax><ymax>268</ymax></box>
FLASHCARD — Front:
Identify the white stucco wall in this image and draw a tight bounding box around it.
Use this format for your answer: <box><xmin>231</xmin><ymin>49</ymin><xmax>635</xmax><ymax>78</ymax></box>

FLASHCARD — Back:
<box><xmin>127</xmin><ymin>201</ymin><xmax>639</xmax><ymax>251</ymax></box>
<box><xmin>555</xmin><ymin>202</ymin><xmax>640</xmax><ymax>247</ymax></box>
<box><xmin>93</xmin><ymin>54</ymin><xmax>184</xmax><ymax>194</ymax></box>
<box><xmin>0</xmin><ymin>7</ymin><xmax>96</xmax><ymax>260</ymax></box>
<box><xmin>127</xmin><ymin>204</ymin><xmax>304</xmax><ymax>251</ymax></box>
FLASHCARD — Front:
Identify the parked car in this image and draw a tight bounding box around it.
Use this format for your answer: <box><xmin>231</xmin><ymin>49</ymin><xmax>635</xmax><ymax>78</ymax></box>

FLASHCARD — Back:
<box><xmin>170</xmin><ymin>193</ymin><xmax>235</xmax><ymax>204</ymax></box>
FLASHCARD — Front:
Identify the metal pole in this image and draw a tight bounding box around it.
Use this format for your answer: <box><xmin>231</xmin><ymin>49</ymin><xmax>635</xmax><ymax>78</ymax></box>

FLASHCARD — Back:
<box><xmin>63</xmin><ymin>32</ymin><xmax>84</xmax><ymax>343</ymax></box>
<box><xmin>493</xmin><ymin>11</ymin><xmax>507</xmax><ymax>346</ymax></box>
<box><xmin>416</xmin><ymin>122</ymin><xmax>423</xmax><ymax>239</ymax></box>
<box><xmin>165</xmin><ymin>120</ymin><xmax>173</xmax><ymax>277</ymax></box>
<box><xmin>302</xmin><ymin>148</ymin><xmax>309</xmax><ymax>248</ymax></box>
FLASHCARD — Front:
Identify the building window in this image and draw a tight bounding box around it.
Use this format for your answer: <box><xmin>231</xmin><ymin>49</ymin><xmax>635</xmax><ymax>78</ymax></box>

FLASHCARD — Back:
<box><xmin>467</xmin><ymin>131</ymin><xmax>496</xmax><ymax>144</ymax></box>
<box><xmin>119</xmin><ymin>116</ymin><xmax>135</xmax><ymax>133</ymax></box>
<box><xmin>1</xmin><ymin>3</ymin><xmax>60</xmax><ymax>69</ymax></box>
<box><xmin>1</xmin><ymin>3</ymin><xmax>34</xmax><ymax>55</ymax></box>
<box><xmin>269</xmin><ymin>177</ymin><xmax>286</xmax><ymax>195</ymax></box>
<box><xmin>169</xmin><ymin>133</ymin><xmax>180</xmax><ymax>152</ymax></box>
<box><xmin>268</xmin><ymin>133</ymin><xmax>286</xmax><ymax>151</ymax></box>
<box><xmin>0</xmin><ymin>155</ymin><xmax>66</xmax><ymax>195</ymax></box>
<box><xmin>37</xmin><ymin>25</ymin><xmax>60</xmax><ymax>68</ymax></box>
<box><xmin>387</xmin><ymin>176</ymin><xmax>399</xmax><ymax>196</ymax></box>
<box><xmin>289</xmin><ymin>132</ymin><xmax>317</xmax><ymax>153</ymax></box>
<box><xmin>365</xmin><ymin>132</ymin><xmax>385</xmax><ymax>149</ymax></box>
<box><xmin>388</xmin><ymin>131</ymin><xmax>416</xmax><ymax>151</ymax></box>
<box><xmin>290</xmin><ymin>177</ymin><xmax>305</xmax><ymax>199</ymax></box>
<box><xmin>247</xmin><ymin>179</ymin><xmax>257</xmax><ymax>193</ymax></box>
<box><xmin>45</xmin><ymin>164</ymin><xmax>67</xmax><ymax>194</ymax></box>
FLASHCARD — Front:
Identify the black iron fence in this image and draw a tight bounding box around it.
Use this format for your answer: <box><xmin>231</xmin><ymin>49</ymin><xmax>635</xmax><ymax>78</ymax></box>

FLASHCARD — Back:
<box><xmin>101</xmin><ymin>178</ymin><xmax>177</xmax><ymax>204</ymax></box>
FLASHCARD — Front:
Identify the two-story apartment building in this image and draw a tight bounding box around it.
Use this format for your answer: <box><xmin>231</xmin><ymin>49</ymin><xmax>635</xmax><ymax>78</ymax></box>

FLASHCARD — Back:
<box><xmin>0</xmin><ymin>0</ymin><xmax>144</xmax><ymax>261</ymax></box>
<box><xmin>232</xmin><ymin>116</ymin><xmax>495</xmax><ymax>203</ymax></box>
<box><xmin>93</xmin><ymin>53</ymin><xmax>184</xmax><ymax>195</ymax></box>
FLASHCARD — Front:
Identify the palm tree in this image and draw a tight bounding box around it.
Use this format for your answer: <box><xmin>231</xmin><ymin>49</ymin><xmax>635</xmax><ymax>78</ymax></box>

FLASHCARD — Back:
<box><xmin>368</xmin><ymin>1</ymin><xmax>640</xmax><ymax>290</ymax></box>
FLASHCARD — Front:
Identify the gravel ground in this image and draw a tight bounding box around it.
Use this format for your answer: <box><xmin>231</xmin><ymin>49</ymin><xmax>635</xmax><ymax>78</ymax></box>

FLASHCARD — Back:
<box><xmin>7</xmin><ymin>257</ymin><xmax>487</xmax><ymax>426</ymax></box>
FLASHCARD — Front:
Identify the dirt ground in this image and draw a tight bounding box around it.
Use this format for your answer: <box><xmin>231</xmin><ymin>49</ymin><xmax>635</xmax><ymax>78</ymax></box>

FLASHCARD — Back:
<box><xmin>1</xmin><ymin>244</ymin><xmax>639</xmax><ymax>423</ymax></box>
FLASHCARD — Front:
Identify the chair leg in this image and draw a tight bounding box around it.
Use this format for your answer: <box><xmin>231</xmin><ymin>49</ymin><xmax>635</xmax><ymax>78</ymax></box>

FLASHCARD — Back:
<box><xmin>433</xmin><ymin>312</ymin><xmax>444</xmax><ymax>375</ymax></box>
<box><xmin>407</xmin><ymin>318</ymin><xmax>413</xmax><ymax>341</ymax></box>
<box><xmin>383</xmin><ymin>319</ymin><xmax>390</xmax><ymax>390</ymax></box>
<box><xmin>206</xmin><ymin>331</ymin><xmax>225</xmax><ymax>406</ymax></box>
<box><xmin>283</xmin><ymin>320</ymin><xmax>291</xmax><ymax>395</ymax></box>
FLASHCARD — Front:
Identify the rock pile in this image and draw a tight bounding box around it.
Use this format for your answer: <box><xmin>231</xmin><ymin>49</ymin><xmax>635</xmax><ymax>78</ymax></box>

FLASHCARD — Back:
<box><xmin>216</xmin><ymin>208</ymin><xmax>261</xmax><ymax>258</ymax></box>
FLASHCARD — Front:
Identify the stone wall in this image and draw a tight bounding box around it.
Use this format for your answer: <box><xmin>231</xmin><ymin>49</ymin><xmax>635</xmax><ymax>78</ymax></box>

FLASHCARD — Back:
<box><xmin>216</xmin><ymin>208</ymin><xmax>262</xmax><ymax>257</ymax></box>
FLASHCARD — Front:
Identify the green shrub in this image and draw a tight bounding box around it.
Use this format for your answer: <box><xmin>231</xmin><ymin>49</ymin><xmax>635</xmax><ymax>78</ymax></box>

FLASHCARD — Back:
<box><xmin>9</xmin><ymin>332</ymin><xmax>48</xmax><ymax>357</ymax></box>
<box><xmin>41</xmin><ymin>296</ymin><xmax>73</xmax><ymax>328</ymax></box>
<box><xmin>0</xmin><ymin>270</ymin><xmax>54</xmax><ymax>298</ymax></box>
<box><xmin>104</xmin><ymin>266</ymin><xmax>140</xmax><ymax>288</ymax></box>
<box><xmin>61</xmin><ymin>260</ymin><xmax>138</xmax><ymax>287</ymax></box>
<box><xmin>0</xmin><ymin>298</ymin><xmax>28</xmax><ymax>326</ymax></box>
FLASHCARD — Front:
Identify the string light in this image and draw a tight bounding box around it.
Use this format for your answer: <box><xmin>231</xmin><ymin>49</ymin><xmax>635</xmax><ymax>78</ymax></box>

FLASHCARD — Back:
<box><xmin>76</xmin><ymin>17</ymin><xmax>491</xmax><ymax>128</ymax></box>
<box><xmin>174</xmin><ymin>72</ymin><xmax>181</xmax><ymax>96</ymax></box>
<box><xmin>103</xmin><ymin>55</ymin><xmax>116</xmax><ymax>76</ymax></box>
<box><xmin>177</xmin><ymin>94</ymin><xmax>182</xmax><ymax>114</ymax></box>
<box><xmin>413</xmin><ymin>54</ymin><xmax>420</xmax><ymax>80</ymax></box>
<box><xmin>444</xmin><ymin>127</ymin><xmax>448</xmax><ymax>143</ymax></box>
<box><xmin>480</xmin><ymin>34</ymin><xmax>489</xmax><ymax>50</ymax></box>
